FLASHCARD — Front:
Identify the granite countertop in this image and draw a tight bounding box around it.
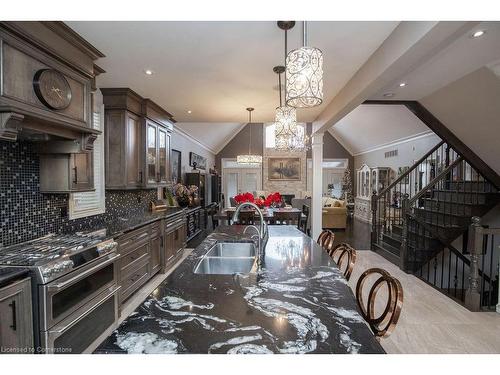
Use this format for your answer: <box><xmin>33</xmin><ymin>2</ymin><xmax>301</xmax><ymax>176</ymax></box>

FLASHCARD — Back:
<box><xmin>95</xmin><ymin>207</ymin><xmax>186</xmax><ymax>238</ymax></box>
<box><xmin>95</xmin><ymin>225</ymin><xmax>385</xmax><ymax>354</ymax></box>
<box><xmin>0</xmin><ymin>267</ymin><xmax>30</xmax><ymax>288</ymax></box>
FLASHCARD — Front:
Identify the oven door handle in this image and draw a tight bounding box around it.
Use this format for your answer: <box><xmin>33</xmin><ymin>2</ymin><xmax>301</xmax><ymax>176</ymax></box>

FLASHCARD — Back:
<box><xmin>46</xmin><ymin>253</ymin><xmax>120</xmax><ymax>292</ymax></box>
<box><xmin>47</xmin><ymin>286</ymin><xmax>120</xmax><ymax>334</ymax></box>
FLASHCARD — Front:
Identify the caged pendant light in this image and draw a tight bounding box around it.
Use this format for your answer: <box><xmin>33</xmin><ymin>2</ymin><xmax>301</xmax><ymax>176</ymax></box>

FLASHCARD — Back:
<box><xmin>286</xmin><ymin>21</ymin><xmax>323</xmax><ymax>108</ymax></box>
<box><xmin>237</xmin><ymin>107</ymin><xmax>262</xmax><ymax>165</ymax></box>
<box><xmin>273</xmin><ymin>65</ymin><xmax>298</xmax><ymax>151</ymax></box>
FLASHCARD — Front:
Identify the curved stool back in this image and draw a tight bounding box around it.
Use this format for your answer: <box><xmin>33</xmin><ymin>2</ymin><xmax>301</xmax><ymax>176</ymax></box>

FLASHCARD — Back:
<box><xmin>317</xmin><ymin>230</ymin><xmax>335</xmax><ymax>251</ymax></box>
<box><xmin>328</xmin><ymin>243</ymin><xmax>357</xmax><ymax>281</ymax></box>
<box><xmin>355</xmin><ymin>268</ymin><xmax>403</xmax><ymax>338</ymax></box>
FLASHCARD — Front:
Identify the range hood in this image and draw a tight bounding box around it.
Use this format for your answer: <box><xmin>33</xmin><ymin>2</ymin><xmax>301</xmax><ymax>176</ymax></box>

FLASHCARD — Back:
<box><xmin>0</xmin><ymin>21</ymin><xmax>104</xmax><ymax>151</ymax></box>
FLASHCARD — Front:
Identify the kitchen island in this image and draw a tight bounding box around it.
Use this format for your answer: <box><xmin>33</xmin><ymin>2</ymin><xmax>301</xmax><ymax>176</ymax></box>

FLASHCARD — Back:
<box><xmin>95</xmin><ymin>225</ymin><xmax>385</xmax><ymax>354</ymax></box>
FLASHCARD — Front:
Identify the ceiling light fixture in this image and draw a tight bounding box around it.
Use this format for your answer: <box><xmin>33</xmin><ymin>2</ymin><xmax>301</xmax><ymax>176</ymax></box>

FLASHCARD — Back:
<box><xmin>285</xmin><ymin>20</ymin><xmax>323</xmax><ymax>108</ymax></box>
<box><xmin>187</xmin><ymin>110</ymin><xmax>192</xmax><ymax>114</ymax></box>
<box><xmin>144</xmin><ymin>69</ymin><xmax>154</xmax><ymax>76</ymax></box>
<box><xmin>236</xmin><ymin>108</ymin><xmax>262</xmax><ymax>165</ymax></box>
<box><xmin>471</xmin><ymin>30</ymin><xmax>485</xmax><ymax>38</ymax></box>
<box><xmin>383</xmin><ymin>92</ymin><xmax>395</xmax><ymax>98</ymax></box>
<box><xmin>399</xmin><ymin>82</ymin><xmax>407</xmax><ymax>87</ymax></box>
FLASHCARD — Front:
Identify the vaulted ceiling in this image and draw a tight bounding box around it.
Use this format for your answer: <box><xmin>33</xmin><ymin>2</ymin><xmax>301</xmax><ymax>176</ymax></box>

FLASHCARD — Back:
<box><xmin>67</xmin><ymin>21</ymin><xmax>398</xmax><ymax>123</ymax></box>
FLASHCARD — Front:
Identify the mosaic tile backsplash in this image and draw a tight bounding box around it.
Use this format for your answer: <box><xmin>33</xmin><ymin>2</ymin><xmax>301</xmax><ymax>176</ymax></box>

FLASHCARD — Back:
<box><xmin>0</xmin><ymin>141</ymin><xmax>156</xmax><ymax>247</ymax></box>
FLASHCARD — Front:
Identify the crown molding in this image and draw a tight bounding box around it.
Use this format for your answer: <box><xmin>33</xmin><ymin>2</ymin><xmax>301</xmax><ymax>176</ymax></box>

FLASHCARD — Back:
<box><xmin>352</xmin><ymin>130</ymin><xmax>435</xmax><ymax>156</ymax></box>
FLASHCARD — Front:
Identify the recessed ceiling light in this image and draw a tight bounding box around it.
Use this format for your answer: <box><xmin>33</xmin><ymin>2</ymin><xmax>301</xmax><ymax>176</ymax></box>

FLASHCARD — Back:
<box><xmin>399</xmin><ymin>82</ymin><xmax>407</xmax><ymax>87</ymax></box>
<box><xmin>471</xmin><ymin>30</ymin><xmax>485</xmax><ymax>38</ymax></box>
<box><xmin>383</xmin><ymin>92</ymin><xmax>395</xmax><ymax>98</ymax></box>
<box><xmin>187</xmin><ymin>110</ymin><xmax>192</xmax><ymax>114</ymax></box>
<box><xmin>144</xmin><ymin>69</ymin><xmax>154</xmax><ymax>76</ymax></box>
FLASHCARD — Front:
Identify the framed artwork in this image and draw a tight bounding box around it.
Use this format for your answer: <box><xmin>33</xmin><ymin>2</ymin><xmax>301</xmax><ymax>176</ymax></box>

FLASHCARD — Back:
<box><xmin>268</xmin><ymin>157</ymin><xmax>301</xmax><ymax>181</ymax></box>
<box><xmin>171</xmin><ymin>149</ymin><xmax>182</xmax><ymax>183</ymax></box>
<box><xmin>189</xmin><ymin>152</ymin><xmax>207</xmax><ymax>170</ymax></box>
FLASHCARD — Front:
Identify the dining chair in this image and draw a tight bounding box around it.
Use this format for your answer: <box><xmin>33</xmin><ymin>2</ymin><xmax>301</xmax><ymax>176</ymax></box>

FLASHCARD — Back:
<box><xmin>327</xmin><ymin>243</ymin><xmax>357</xmax><ymax>281</ymax></box>
<box><xmin>300</xmin><ymin>204</ymin><xmax>310</xmax><ymax>235</ymax></box>
<box><xmin>355</xmin><ymin>268</ymin><xmax>404</xmax><ymax>338</ymax></box>
<box><xmin>317</xmin><ymin>230</ymin><xmax>335</xmax><ymax>252</ymax></box>
<box><xmin>272</xmin><ymin>211</ymin><xmax>301</xmax><ymax>228</ymax></box>
<box><xmin>231</xmin><ymin>210</ymin><xmax>256</xmax><ymax>225</ymax></box>
<box><xmin>225</xmin><ymin>210</ymin><xmax>234</xmax><ymax>225</ymax></box>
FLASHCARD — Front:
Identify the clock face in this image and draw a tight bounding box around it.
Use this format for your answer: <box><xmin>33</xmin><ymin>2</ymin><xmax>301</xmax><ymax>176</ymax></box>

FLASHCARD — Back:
<box><xmin>33</xmin><ymin>69</ymin><xmax>72</xmax><ymax>110</ymax></box>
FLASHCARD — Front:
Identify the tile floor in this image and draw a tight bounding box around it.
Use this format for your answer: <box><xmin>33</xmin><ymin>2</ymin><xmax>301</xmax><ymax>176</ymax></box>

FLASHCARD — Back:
<box><xmin>348</xmin><ymin>250</ymin><xmax>500</xmax><ymax>354</ymax></box>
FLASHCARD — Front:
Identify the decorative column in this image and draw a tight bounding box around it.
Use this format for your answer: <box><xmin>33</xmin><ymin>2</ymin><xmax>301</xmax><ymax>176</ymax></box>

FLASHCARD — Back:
<box><xmin>311</xmin><ymin>132</ymin><xmax>324</xmax><ymax>240</ymax></box>
<box><xmin>465</xmin><ymin>216</ymin><xmax>483</xmax><ymax>311</ymax></box>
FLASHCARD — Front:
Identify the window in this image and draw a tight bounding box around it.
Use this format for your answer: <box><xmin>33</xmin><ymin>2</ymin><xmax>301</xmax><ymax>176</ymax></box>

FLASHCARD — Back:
<box><xmin>68</xmin><ymin>109</ymin><xmax>106</xmax><ymax>219</ymax></box>
<box><xmin>265</xmin><ymin>122</ymin><xmax>306</xmax><ymax>149</ymax></box>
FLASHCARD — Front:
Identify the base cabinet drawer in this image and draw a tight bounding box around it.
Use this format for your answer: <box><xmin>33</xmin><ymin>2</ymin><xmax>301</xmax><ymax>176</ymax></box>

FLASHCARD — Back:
<box><xmin>120</xmin><ymin>260</ymin><xmax>150</xmax><ymax>303</ymax></box>
<box><xmin>119</xmin><ymin>243</ymin><xmax>149</xmax><ymax>274</ymax></box>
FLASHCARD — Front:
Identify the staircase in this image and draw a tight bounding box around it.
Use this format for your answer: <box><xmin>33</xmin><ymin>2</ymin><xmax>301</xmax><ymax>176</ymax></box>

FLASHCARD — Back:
<box><xmin>371</xmin><ymin>140</ymin><xmax>500</xmax><ymax>311</ymax></box>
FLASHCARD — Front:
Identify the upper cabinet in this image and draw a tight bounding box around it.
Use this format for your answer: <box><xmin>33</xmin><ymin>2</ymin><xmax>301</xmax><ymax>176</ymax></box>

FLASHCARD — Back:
<box><xmin>102</xmin><ymin>88</ymin><xmax>174</xmax><ymax>190</ymax></box>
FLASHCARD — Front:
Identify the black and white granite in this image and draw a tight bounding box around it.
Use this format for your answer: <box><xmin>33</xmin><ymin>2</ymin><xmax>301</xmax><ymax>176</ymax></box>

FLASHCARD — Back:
<box><xmin>95</xmin><ymin>225</ymin><xmax>385</xmax><ymax>354</ymax></box>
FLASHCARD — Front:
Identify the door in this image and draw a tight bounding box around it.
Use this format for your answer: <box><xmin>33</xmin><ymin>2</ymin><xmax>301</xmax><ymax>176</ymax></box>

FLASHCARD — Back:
<box><xmin>222</xmin><ymin>167</ymin><xmax>262</xmax><ymax>207</ymax></box>
<box><xmin>146</xmin><ymin>121</ymin><xmax>158</xmax><ymax>185</ymax></box>
<box><xmin>0</xmin><ymin>278</ymin><xmax>33</xmax><ymax>351</ymax></box>
<box><xmin>158</xmin><ymin>127</ymin><xmax>169</xmax><ymax>185</ymax></box>
<box><xmin>125</xmin><ymin>111</ymin><xmax>142</xmax><ymax>187</ymax></box>
<box><xmin>71</xmin><ymin>152</ymin><xmax>93</xmax><ymax>191</ymax></box>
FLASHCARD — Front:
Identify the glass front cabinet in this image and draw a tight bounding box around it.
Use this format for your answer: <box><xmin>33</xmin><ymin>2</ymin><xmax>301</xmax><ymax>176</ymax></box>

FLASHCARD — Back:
<box><xmin>144</xmin><ymin>119</ymin><xmax>171</xmax><ymax>187</ymax></box>
<box><xmin>355</xmin><ymin>164</ymin><xmax>391</xmax><ymax>223</ymax></box>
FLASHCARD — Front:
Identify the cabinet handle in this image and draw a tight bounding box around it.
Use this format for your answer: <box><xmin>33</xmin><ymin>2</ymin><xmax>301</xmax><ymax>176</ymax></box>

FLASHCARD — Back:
<box><xmin>9</xmin><ymin>301</ymin><xmax>17</xmax><ymax>331</ymax></box>
<box><xmin>73</xmin><ymin>166</ymin><xmax>78</xmax><ymax>184</ymax></box>
<box><xmin>139</xmin><ymin>171</ymin><xmax>143</xmax><ymax>184</ymax></box>
<box><xmin>157</xmin><ymin>172</ymin><xmax>160</xmax><ymax>182</ymax></box>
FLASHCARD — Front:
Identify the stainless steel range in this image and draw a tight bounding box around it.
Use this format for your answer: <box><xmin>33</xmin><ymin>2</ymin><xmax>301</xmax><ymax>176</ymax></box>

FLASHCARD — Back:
<box><xmin>0</xmin><ymin>230</ymin><xmax>120</xmax><ymax>353</ymax></box>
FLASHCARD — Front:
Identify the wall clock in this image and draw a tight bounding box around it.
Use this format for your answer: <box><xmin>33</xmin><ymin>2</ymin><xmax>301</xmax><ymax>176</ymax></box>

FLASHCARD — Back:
<box><xmin>33</xmin><ymin>69</ymin><xmax>72</xmax><ymax>110</ymax></box>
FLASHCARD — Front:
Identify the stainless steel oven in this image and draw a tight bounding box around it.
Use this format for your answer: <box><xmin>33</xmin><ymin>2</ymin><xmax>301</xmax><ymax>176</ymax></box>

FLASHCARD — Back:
<box><xmin>41</xmin><ymin>286</ymin><xmax>120</xmax><ymax>354</ymax></box>
<box><xmin>38</xmin><ymin>251</ymin><xmax>119</xmax><ymax>331</ymax></box>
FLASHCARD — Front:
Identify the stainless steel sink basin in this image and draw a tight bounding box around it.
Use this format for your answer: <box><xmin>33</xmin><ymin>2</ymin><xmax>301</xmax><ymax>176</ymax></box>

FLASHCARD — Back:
<box><xmin>194</xmin><ymin>256</ymin><xmax>256</xmax><ymax>275</ymax></box>
<box><xmin>194</xmin><ymin>242</ymin><xmax>257</xmax><ymax>275</ymax></box>
<box><xmin>206</xmin><ymin>242</ymin><xmax>256</xmax><ymax>258</ymax></box>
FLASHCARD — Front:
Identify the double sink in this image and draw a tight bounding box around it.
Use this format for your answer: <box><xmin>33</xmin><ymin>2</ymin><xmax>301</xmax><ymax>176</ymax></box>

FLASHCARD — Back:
<box><xmin>194</xmin><ymin>242</ymin><xmax>257</xmax><ymax>275</ymax></box>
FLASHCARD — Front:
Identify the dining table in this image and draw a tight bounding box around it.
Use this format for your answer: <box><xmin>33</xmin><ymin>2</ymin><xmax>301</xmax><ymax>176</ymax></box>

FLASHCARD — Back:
<box><xmin>213</xmin><ymin>207</ymin><xmax>305</xmax><ymax>223</ymax></box>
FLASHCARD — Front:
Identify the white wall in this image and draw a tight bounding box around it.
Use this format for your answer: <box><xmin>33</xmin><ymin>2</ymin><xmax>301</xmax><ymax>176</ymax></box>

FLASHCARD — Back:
<box><xmin>353</xmin><ymin>132</ymin><xmax>441</xmax><ymax>183</ymax></box>
<box><xmin>421</xmin><ymin>67</ymin><xmax>500</xmax><ymax>176</ymax></box>
<box><xmin>171</xmin><ymin>128</ymin><xmax>216</xmax><ymax>179</ymax></box>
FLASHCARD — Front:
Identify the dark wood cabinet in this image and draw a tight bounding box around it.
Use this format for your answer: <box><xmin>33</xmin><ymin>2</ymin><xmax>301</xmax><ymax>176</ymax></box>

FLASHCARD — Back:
<box><xmin>150</xmin><ymin>223</ymin><xmax>162</xmax><ymax>276</ymax></box>
<box><xmin>102</xmin><ymin>88</ymin><xmax>174</xmax><ymax>190</ymax></box>
<box><xmin>186</xmin><ymin>206</ymin><xmax>204</xmax><ymax>242</ymax></box>
<box><xmin>0</xmin><ymin>277</ymin><xmax>33</xmax><ymax>352</ymax></box>
<box><xmin>186</xmin><ymin>173</ymin><xmax>209</xmax><ymax>207</ymax></box>
<box><xmin>39</xmin><ymin>152</ymin><xmax>94</xmax><ymax>193</ymax></box>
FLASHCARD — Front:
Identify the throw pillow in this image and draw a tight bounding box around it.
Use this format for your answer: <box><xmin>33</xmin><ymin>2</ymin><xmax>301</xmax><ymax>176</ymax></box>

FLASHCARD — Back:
<box><xmin>333</xmin><ymin>200</ymin><xmax>341</xmax><ymax>207</ymax></box>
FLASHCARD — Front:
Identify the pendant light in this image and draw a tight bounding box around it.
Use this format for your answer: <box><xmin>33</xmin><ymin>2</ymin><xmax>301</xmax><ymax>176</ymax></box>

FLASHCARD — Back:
<box><xmin>237</xmin><ymin>107</ymin><xmax>262</xmax><ymax>165</ymax></box>
<box><xmin>286</xmin><ymin>21</ymin><xmax>323</xmax><ymax>108</ymax></box>
<box><xmin>273</xmin><ymin>65</ymin><xmax>298</xmax><ymax>151</ymax></box>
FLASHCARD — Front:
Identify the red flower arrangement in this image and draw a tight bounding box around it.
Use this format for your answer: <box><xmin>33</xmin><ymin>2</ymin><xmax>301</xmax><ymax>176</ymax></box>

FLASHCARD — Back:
<box><xmin>234</xmin><ymin>192</ymin><xmax>283</xmax><ymax>208</ymax></box>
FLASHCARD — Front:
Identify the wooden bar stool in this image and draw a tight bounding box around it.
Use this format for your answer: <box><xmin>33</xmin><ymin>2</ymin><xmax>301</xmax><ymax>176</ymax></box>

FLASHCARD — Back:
<box><xmin>328</xmin><ymin>243</ymin><xmax>357</xmax><ymax>281</ymax></box>
<box><xmin>355</xmin><ymin>268</ymin><xmax>404</xmax><ymax>338</ymax></box>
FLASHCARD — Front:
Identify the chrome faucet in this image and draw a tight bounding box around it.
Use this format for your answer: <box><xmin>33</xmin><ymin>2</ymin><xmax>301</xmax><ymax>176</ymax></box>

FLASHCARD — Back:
<box><xmin>233</xmin><ymin>202</ymin><xmax>267</xmax><ymax>259</ymax></box>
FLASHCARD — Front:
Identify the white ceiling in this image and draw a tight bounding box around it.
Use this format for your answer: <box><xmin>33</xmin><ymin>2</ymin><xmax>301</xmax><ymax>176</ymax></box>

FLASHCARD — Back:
<box><xmin>328</xmin><ymin>104</ymin><xmax>431</xmax><ymax>155</ymax></box>
<box><xmin>174</xmin><ymin>122</ymin><xmax>244</xmax><ymax>153</ymax></box>
<box><xmin>371</xmin><ymin>21</ymin><xmax>500</xmax><ymax>100</ymax></box>
<box><xmin>67</xmin><ymin>21</ymin><xmax>398</xmax><ymax>123</ymax></box>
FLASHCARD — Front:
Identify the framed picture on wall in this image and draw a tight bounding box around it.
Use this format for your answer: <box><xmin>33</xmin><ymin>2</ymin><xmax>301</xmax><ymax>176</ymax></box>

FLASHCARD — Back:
<box><xmin>171</xmin><ymin>149</ymin><xmax>182</xmax><ymax>183</ymax></box>
<box><xmin>189</xmin><ymin>152</ymin><xmax>207</xmax><ymax>170</ymax></box>
<box><xmin>268</xmin><ymin>157</ymin><xmax>301</xmax><ymax>181</ymax></box>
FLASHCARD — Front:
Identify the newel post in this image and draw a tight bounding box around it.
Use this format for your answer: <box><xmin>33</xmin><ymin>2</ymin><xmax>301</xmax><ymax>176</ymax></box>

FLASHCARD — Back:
<box><xmin>371</xmin><ymin>191</ymin><xmax>378</xmax><ymax>248</ymax></box>
<box><xmin>400</xmin><ymin>193</ymin><xmax>410</xmax><ymax>272</ymax></box>
<box><xmin>465</xmin><ymin>216</ymin><xmax>483</xmax><ymax>311</ymax></box>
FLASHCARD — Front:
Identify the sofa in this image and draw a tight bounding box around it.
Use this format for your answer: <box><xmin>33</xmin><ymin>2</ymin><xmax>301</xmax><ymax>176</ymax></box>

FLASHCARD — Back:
<box><xmin>321</xmin><ymin>197</ymin><xmax>347</xmax><ymax>229</ymax></box>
